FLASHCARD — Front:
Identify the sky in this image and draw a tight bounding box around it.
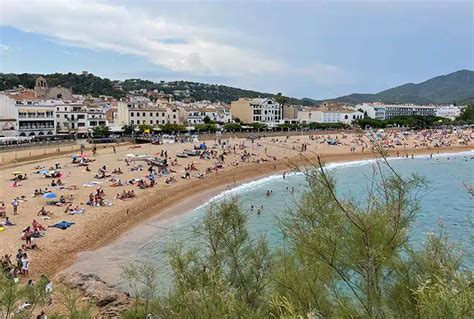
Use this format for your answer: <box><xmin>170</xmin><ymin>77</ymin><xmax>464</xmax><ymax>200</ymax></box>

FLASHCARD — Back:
<box><xmin>0</xmin><ymin>0</ymin><xmax>473</xmax><ymax>99</ymax></box>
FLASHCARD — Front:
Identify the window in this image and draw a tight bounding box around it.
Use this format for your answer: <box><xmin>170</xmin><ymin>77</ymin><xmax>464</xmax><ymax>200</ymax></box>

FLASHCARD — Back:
<box><xmin>137</xmin><ymin>120</ymin><xmax>140</xmax><ymax>124</ymax></box>
<box><xmin>131</xmin><ymin>112</ymin><xmax>134</xmax><ymax>117</ymax></box>
<box><xmin>131</xmin><ymin>120</ymin><xmax>134</xmax><ymax>124</ymax></box>
<box><xmin>142</xmin><ymin>113</ymin><xmax>146</xmax><ymax>117</ymax></box>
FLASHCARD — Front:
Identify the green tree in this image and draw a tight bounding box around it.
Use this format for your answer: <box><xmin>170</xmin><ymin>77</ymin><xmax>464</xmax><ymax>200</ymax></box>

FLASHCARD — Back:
<box><xmin>456</xmin><ymin>104</ymin><xmax>474</xmax><ymax>123</ymax></box>
<box><xmin>0</xmin><ymin>273</ymin><xmax>50</xmax><ymax>319</ymax></box>
<box><xmin>122</xmin><ymin>124</ymin><xmax>135</xmax><ymax>135</ymax></box>
<box><xmin>202</xmin><ymin>115</ymin><xmax>212</xmax><ymax>124</ymax></box>
<box><xmin>137</xmin><ymin>124</ymin><xmax>153</xmax><ymax>134</ymax></box>
<box><xmin>275</xmin><ymin>92</ymin><xmax>288</xmax><ymax>107</ymax></box>
<box><xmin>92</xmin><ymin>126</ymin><xmax>110</xmax><ymax>137</ymax></box>
<box><xmin>160</xmin><ymin>123</ymin><xmax>186</xmax><ymax>133</ymax></box>
<box><xmin>223</xmin><ymin>123</ymin><xmax>242</xmax><ymax>131</ymax></box>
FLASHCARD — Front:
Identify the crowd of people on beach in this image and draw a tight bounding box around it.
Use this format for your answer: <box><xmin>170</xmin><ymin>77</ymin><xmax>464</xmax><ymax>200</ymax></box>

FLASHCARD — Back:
<box><xmin>0</xmin><ymin>127</ymin><xmax>472</xmax><ymax>316</ymax></box>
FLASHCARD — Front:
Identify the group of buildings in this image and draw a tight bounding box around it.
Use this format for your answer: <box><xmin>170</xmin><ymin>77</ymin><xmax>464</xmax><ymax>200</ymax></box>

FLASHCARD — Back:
<box><xmin>0</xmin><ymin>76</ymin><xmax>465</xmax><ymax>138</ymax></box>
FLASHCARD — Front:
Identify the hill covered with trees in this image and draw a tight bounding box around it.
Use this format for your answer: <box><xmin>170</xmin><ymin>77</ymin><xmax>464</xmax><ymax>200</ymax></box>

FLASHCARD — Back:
<box><xmin>1</xmin><ymin>69</ymin><xmax>473</xmax><ymax>105</ymax></box>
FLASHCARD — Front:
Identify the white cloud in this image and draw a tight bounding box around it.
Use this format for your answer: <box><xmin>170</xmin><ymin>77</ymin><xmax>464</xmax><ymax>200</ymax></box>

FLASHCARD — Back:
<box><xmin>0</xmin><ymin>0</ymin><xmax>346</xmax><ymax>89</ymax></box>
<box><xmin>0</xmin><ymin>44</ymin><xmax>9</xmax><ymax>54</ymax></box>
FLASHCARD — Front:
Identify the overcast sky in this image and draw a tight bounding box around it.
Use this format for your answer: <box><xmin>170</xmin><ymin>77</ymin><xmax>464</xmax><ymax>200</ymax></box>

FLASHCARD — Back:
<box><xmin>0</xmin><ymin>0</ymin><xmax>472</xmax><ymax>99</ymax></box>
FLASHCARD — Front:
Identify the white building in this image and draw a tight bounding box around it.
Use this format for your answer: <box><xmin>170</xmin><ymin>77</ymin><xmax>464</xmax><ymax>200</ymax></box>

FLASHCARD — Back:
<box><xmin>230</xmin><ymin>98</ymin><xmax>281</xmax><ymax>125</ymax></box>
<box><xmin>185</xmin><ymin>107</ymin><xmax>232</xmax><ymax>125</ymax></box>
<box><xmin>55</xmin><ymin>103</ymin><xmax>108</xmax><ymax>135</ymax></box>
<box><xmin>284</xmin><ymin>105</ymin><xmax>363</xmax><ymax>124</ymax></box>
<box><xmin>436</xmin><ymin>105</ymin><xmax>461</xmax><ymax>120</ymax></box>
<box><xmin>357</xmin><ymin>103</ymin><xmax>387</xmax><ymax>120</ymax></box>
<box><xmin>357</xmin><ymin>102</ymin><xmax>437</xmax><ymax>120</ymax></box>
<box><xmin>55</xmin><ymin>102</ymin><xmax>88</xmax><ymax>134</ymax></box>
<box><xmin>117</xmin><ymin>101</ymin><xmax>186</xmax><ymax>126</ymax></box>
<box><xmin>17</xmin><ymin>102</ymin><xmax>56</xmax><ymax>136</ymax></box>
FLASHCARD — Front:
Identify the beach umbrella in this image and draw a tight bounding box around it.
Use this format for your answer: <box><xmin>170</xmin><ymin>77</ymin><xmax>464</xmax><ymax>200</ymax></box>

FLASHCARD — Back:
<box><xmin>42</xmin><ymin>192</ymin><xmax>57</xmax><ymax>199</ymax></box>
<box><xmin>38</xmin><ymin>169</ymin><xmax>50</xmax><ymax>175</ymax></box>
<box><xmin>126</xmin><ymin>154</ymin><xmax>136</xmax><ymax>158</ymax></box>
<box><xmin>71</xmin><ymin>155</ymin><xmax>80</xmax><ymax>159</ymax></box>
<box><xmin>12</xmin><ymin>172</ymin><xmax>24</xmax><ymax>175</ymax></box>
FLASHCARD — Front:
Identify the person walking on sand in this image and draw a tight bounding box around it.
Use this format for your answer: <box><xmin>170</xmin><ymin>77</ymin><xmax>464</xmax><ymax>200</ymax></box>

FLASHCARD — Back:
<box><xmin>11</xmin><ymin>198</ymin><xmax>19</xmax><ymax>215</ymax></box>
<box><xmin>21</xmin><ymin>253</ymin><xmax>29</xmax><ymax>275</ymax></box>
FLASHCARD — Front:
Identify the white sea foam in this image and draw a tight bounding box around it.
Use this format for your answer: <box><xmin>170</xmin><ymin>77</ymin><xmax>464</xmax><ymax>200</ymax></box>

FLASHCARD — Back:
<box><xmin>188</xmin><ymin>150</ymin><xmax>474</xmax><ymax>213</ymax></box>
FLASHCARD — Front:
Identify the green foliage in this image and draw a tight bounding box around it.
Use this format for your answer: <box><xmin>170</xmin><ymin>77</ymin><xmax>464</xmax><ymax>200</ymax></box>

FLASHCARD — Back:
<box><xmin>194</xmin><ymin>123</ymin><xmax>217</xmax><ymax>132</ymax></box>
<box><xmin>121</xmin><ymin>124</ymin><xmax>134</xmax><ymax>135</ymax></box>
<box><xmin>150</xmin><ymin>200</ymin><xmax>272</xmax><ymax>318</ymax></box>
<box><xmin>0</xmin><ymin>273</ymin><xmax>50</xmax><ymax>319</ymax></box>
<box><xmin>0</xmin><ymin>73</ymin><xmax>316</xmax><ymax>105</ymax></box>
<box><xmin>357</xmin><ymin>118</ymin><xmax>387</xmax><ymax>129</ymax></box>
<box><xmin>305</xmin><ymin>122</ymin><xmax>348</xmax><ymax>130</ymax></box>
<box><xmin>159</xmin><ymin>123</ymin><xmax>186</xmax><ymax>133</ymax></box>
<box><xmin>92</xmin><ymin>126</ymin><xmax>110</xmax><ymax>137</ymax></box>
<box><xmin>455</xmin><ymin>105</ymin><xmax>474</xmax><ymax>123</ymax></box>
<box><xmin>137</xmin><ymin>124</ymin><xmax>153</xmax><ymax>134</ymax></box>
<box><xmin>248</xmin><ymin>122</ymin><xmax>268</xmax><ymax>130</ymax></box>
<box><xmin>0</xmin><ymin>73</ymin><xmax>125</xmax><ymax>98</ymax></box>
<box><xmin>223</xmin><ymin>123</ymin><xmax>242</xmax><ymax>131</ymax></box>
<box><xmin>358</xmin><ymin>115</ymin><xmax>448</xmax><ymax>129</ymax></box>
<box><xmin>202</xmin><ymin>115</ymin><xmax>212</xmax><ymax>124</ymax></box>
<box><xmin>275</xmin><ymin>92</ymin><xmax>289</xmax><ymax>107</ymax></box>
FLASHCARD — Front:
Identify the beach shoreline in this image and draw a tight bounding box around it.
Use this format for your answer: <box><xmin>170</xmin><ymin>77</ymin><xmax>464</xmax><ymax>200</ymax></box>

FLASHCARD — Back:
<box><xmin>59</xmin><ymin>145</ymin><xmax>473</xmax><ymax>280</ymax></box>
<box><xmin>0</xmin><ymin>132</ymin><xmax>472</xmax><ymax>283</ymax></box>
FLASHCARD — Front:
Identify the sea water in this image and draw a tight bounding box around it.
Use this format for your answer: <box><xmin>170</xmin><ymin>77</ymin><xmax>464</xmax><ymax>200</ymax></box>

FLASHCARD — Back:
<box><xmin>68</xmin><ymin>151</ymin><xmax>474</xmax><ymax>288</ymax></box>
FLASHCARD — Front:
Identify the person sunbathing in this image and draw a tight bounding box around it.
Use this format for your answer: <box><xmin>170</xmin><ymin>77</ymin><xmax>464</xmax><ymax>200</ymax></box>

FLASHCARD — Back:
<box><xmin>22</xmin><ymin>243</ymin><xmax>39</xmax><ymax>251</ymax></box>
<box><xmin>37</xmin><ymin>207</ymin><xmax>53</xmax><ymax>217</ymax></box>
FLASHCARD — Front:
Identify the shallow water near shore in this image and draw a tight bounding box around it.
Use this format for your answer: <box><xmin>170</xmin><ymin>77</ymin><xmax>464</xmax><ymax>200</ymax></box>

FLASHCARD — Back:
<box><xmin>66</xmin><ymin>151</ymin><xmax>474</xmax><ymax>290</ymax></box>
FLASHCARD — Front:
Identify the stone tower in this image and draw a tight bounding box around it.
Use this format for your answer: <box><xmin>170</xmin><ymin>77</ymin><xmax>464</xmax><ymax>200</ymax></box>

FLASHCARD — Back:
<box><xmin>34</xmin><ymin>76</ymin><xmax>48</xmax><ymax>98</ymax></box>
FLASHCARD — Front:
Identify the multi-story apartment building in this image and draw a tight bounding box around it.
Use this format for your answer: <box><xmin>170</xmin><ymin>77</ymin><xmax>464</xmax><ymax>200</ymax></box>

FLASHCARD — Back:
<box><xmin>301</xmin><ymin>106</ymin><xmax>363</xmax><ymax>124</ymax></box>
<box><xmin>357</xmin><ymin>102</ymin><xmax>436</xmax><ymax>120</ymax></box>
<box><xmin>17</xmin><ymin>102</ymin><xmax>56</xmax><ymax>136</ymax></box>
<box><xmin>357</xmin><ymin>103</ymin><xmax>387</xmax><ymax>120</ymax></box>
<box><xmin>283</xmin><ymin>105</ymin><xmax>363</xmax><ymax>124</ymax></box>
<box><xmin>55</xmin><ymin>103</ymin><xmax>108</xmax><ymax>135</ymax></box>
<box><xmin>55</xmin><ymin>102</ymin><xmax>88</xmax><ymax>134</ymax></box>
<box><xmin>117</xmin><ymin>101</ymin><xmax>186</xmax><ymax>126</ymax></box>
<box><xmin>230</xmin><ymin>98</ymin><xmax>281</xmax><ymax>125</ymax></box>
<box><xmin>185</xmin><ymin>107</ymin><xmax>232</xmax><ymax>125</ymax></box>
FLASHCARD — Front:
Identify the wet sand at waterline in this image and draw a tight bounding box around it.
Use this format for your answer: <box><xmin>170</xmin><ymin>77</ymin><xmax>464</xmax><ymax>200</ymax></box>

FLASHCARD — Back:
<box><xmin>0</xmin><ymin>131</ymin><xmax>472</xmax><ymax>281</ymax></box>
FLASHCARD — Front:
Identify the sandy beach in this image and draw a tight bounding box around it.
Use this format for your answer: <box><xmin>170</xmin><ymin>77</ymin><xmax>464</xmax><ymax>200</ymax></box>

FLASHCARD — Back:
<box><xmin>1</xmin><ymin>129</ymin><xmax>472</xmax><ymax>281</ymax></box>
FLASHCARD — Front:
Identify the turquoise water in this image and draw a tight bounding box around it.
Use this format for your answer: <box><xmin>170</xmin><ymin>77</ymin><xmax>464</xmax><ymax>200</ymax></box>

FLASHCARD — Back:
<box><xmin>135</xmin><ymin>151</ymin><xmax>473</xmax><ymax>287</ymax></box>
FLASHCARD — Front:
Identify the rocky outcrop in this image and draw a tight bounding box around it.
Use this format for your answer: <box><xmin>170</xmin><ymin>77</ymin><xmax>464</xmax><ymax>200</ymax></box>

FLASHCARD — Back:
<box><xmin>60</xmin><ymin>272</ymin><xmax>132</xmax><ymax>317</ymax></box>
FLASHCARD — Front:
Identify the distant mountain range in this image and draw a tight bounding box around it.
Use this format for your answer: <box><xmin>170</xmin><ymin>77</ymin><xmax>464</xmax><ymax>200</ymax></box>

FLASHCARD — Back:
<box><xmin>320</xmin><ymin>70</ymin><xmax>474</xmax><ymax>105</ymax></box>
<box><xmin>0</xmin><ymin>69</ymin><xmax>472</xmax><ymax>105</ymax></box>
